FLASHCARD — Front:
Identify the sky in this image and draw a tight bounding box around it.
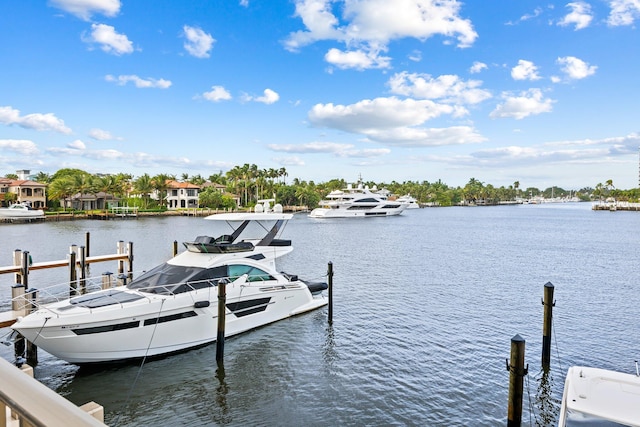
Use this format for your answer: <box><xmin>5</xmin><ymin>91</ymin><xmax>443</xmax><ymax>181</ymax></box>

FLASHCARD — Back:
<box><xmin>1</xmin><ymin>0</ymin><xmax>640</xmax><ymax>190</ymax></box>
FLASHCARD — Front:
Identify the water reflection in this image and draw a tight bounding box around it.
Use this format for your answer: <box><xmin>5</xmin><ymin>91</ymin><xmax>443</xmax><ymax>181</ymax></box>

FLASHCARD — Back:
<box><xmin>534</xmin><ymin>369</ymin><xmax>560</xmax><ymax>426</ymax></box>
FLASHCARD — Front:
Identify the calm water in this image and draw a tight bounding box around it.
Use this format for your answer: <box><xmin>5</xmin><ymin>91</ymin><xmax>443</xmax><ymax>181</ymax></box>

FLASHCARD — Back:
<box><xmin>1</xmin><ymin>203</ymin><xmax>639</xmax><ymax>426</ymax></box>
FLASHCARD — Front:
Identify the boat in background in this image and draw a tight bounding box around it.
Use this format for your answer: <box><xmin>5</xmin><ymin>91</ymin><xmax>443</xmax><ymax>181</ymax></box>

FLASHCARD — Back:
<box><xmin>396</xmin><ymin>194</ymin><xmax>420</xmax><ymax>209</ymax></box>
<box><xmin>558</xmin><ymin>365</ymin><xmax>640</xmax><ymax>426</ymax></box>
<box><xmin>11</xmin><ymin>201</ymin><xmax>328</xmax><ymax>364</ymax></box>
<box><xmin>309</xmin><ymin>179</ymin><xmax>407</xmax><ymax>218</ymax></box>
<box><xmin>0</xmin><ymin>202</ymin><xmax>45</xmax><ymax>220</ymax></box>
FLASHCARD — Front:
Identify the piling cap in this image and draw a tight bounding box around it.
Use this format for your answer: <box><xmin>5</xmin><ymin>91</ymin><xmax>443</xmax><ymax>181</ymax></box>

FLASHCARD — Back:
<box><xmin>511</xmin><ymin>334</ymin><xmax>525</xmax><ymax>343</ymax></box>
<box><xmin>544</xmin><ymin>281</ymin><xmax>554</xmax><ymax>288</ymax></box>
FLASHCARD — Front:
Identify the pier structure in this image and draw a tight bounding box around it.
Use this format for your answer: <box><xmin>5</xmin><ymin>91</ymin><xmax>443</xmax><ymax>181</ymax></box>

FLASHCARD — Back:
<box><xmin>0</xmin><ymin>236</ymin><xmax>133</xmax><ymax>329</ymax></box>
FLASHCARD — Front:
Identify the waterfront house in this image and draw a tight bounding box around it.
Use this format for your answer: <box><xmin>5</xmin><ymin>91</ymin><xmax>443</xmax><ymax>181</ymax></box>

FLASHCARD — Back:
<box><xmin>66</xmin><ymin>192</ymin><xmax>120</xmax><ymax>211</ymax></box>
<box><xmin>0</xmin><ymin>175</ymin><xmax>47</xmax><ymax>209</ymax></box>
<box><xmin>166</xmin><ymin>180</ymin><xmax>200</xmax><ymax>209</ymax></box>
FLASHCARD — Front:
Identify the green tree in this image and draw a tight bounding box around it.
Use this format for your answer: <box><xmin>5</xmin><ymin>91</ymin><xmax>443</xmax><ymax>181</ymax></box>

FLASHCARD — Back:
<box><xmin>133</xmin><ymin>174</ymin><xmax>153</xmax><ymax>209</ymax></box>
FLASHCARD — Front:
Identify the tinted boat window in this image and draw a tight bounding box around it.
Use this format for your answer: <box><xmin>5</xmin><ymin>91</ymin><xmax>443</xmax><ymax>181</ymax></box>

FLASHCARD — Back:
<box><xmin>127</xmin><ymin>263</ymin><xmax>227</xmax><ymax>294</ymax></box>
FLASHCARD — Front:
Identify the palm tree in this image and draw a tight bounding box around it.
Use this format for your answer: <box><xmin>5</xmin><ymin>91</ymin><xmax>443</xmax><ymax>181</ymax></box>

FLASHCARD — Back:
<box><xmin>133</xmin><ymin>174</ymin><xmax>153</xmax><ymax>209</ymax></box>
<box><xmin>34</xmin><ymin>171</ymin><xmax>51</xmax><ymax>183</ymax></box>
<box><xmin>151</xmin><ymin>174</ymin><xmax>172</xmax><ymax>208</ymax></box>
<box><xmin>48</xmin><ymin>177</ymin><xmax>75</xmax><ymax>211</ymax></box>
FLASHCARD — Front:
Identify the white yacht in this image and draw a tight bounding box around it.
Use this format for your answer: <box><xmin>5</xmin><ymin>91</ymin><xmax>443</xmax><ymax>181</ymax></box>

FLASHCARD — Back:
<box><xmin>309</xmin><ymin>180</ymin><xmax>407</xmax><ymax>218</ymax></box>
<box><xmin>558</xmin><ymin>365</ymin><xmax>640</xmax><ymax>426</ymax></box>
<box><xmin>396</xmin><ymin>194</ymin><xmax>420</xmax><ymax>209</ymax></box>
<box><xmin>0</xmin><ymin>202</ymin><xmax>45</xmax><ymax>219</ymax></box>
<box><xmin>11</xmin><ymin>202</ymin><xmax>328</xmax><ymax>365</ymax></box>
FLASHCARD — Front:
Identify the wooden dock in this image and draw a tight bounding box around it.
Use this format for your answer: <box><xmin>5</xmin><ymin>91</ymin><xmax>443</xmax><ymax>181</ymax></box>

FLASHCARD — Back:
<box><xmin>592</xmin><ymin>202</ymin><xmax>640</xmax><ymax>211</ymax></box>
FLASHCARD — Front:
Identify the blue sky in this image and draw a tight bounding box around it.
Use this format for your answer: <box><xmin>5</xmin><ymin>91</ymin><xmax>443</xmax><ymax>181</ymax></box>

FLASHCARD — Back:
<box><xmin>1</xmin><ymin>0</ymin><xmax>639</xmax><ymax>190</ymax></box>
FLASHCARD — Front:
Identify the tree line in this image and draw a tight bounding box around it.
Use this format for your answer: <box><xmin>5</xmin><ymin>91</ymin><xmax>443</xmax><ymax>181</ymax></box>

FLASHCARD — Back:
<box><xmin>3</xmin><ymin>166</ymin><xmax>637</xmax><ymax>211</ymax></box>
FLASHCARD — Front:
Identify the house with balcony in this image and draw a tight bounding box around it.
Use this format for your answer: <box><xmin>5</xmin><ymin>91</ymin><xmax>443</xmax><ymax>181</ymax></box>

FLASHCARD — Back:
<box><xmin>166</xmin><ymin>180</ymin><xmax>200</xmax><ymax>209</ymax></box>
<box><xmin>0</xmin><ymin>171</ymin><xmax>47</xmax><ymax>208</ymax></box>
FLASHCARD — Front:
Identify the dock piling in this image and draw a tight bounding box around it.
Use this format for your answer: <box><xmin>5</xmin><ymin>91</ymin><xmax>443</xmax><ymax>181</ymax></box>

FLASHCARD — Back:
<box><xmin>68</xmin><ymin>249</ymin><xmax>78</xmax><ymax>297</ymax></box>
<box><xmin>25</xmin><ymin>288</ymin><xmax>38</xmax><ymax>366</ymax></box>
<box><xmin>328</xmin><ymin>261</ymin><xmax>333</xmax><ymax>324</ymax></box>
<box><xmin>216</xmin><ymin>279</ymin><xmax>227</xmax><ymax>363</ymax></box>
<box><xmin>79</xmin><ymin>246</ymin><xmax>87</xmax><ymax>295</ymax></box>
<box><xmin>506</xmin><ymin>334</ymin><xmax>527</xmax><ymax>427</ymax></box>
<box><xmin>101</xmin><ymin>272</ymin><xmax>113</xmax><ymax>289</ymax></box>
<box><xmin>542</xmin><ymin>282</ymin><xmax>555</xmax><ymax>370</ymax></box>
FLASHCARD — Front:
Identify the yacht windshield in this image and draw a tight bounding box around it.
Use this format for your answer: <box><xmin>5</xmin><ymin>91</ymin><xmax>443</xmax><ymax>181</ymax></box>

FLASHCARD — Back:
<box><xmin>127</xmin><ymin>263</ymin><xmax>227</xmax><ymax>295</ymax></box>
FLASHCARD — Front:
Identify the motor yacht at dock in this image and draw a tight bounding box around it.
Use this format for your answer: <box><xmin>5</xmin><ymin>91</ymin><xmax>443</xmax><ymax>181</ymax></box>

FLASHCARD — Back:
<box><xmin>0</xmin><ymin>202</ymin><xmax>45</xmax><ymax>220</ymax></box>
<box><xmin>309</xmin><ymin>179</ymin><xmax>407</xmax><ymax>218</ymax></box>
<box><xmin>11</xmin><ymin>201</ymin><xmax>328</xmax><ymax>365</ymax></box>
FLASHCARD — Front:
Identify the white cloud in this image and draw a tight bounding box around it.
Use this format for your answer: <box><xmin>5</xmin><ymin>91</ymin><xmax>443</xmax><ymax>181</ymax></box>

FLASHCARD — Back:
<box><xmin>267</xmin><ymin>141</ymin><xmax>391</xmax><ymax>158</ymax></box>
<box><xmin>309</xmin><ymin>97</ymin><xmax>453</xmax><ymax>132</ymax></box>
<box><xmin>325</xmin><ymin>47</ymin><xmax>391</xmax><ymax>70</ymax></box>
<box><xmin>49</xmin><ymin>0</ymin><xmax>121</xmax><ymax>21</ymax></box>
<box><xmin>273</xmin><ymin>156</ymin><xmax>306</xmax><ymax>166</ymax></box>
<box><xmin>105</xmin><ymin>74</ymin><xmax>172</xmax><ymax>89</ymax></box>
<box><xmin>366</xmin><ymin>126</ymin><xmax>485</xmax><ymax>147</ymax></box>
<box><xmin>511</xmin><ymin>60</ymin><xmax>541</xmax><ymax>81</ymax></box>
<box><xmin>558</xmin><ymin>2</ymin><xmax>593</xmax><ymax>30</ymax></box>
<box><xmin>239</xmin><ymin>0</ymin><xmax>249</xmax><ymax>6</ymax></box>
<box><xmin>557</xmin><ymin>56</ymin><xmax>597</xmax><ymax>79</ymax></box>
<box><xmin>470</xmin><ymin>61</ymin><xmax>487</xmax><ymax>74</ymax></box>
<box><xmin>183</xmin><ymin>25</ymin><xmax>215</xmax><ymax>58</ymax></box>
<box><xmin>68</xmin><ymin>139</ymin><xmax>86</xmax><ymax>150</ymax></box>
<box><xmin>0</xmin><ymin>139</ymin><xmax>39</xmax><ymax>155</ymax></box>
<box><xmin>254</xmin><ymin>89</ymin><xmax>280</xmax><ymax>104</ymax></box>
<box><xmin>387</xmin><ymin>72</ymin><xmax>492</xmax><ymax>105</ymax></box>
<box><xmin>84</xmin><ymin>23</ymin><xmax>134</xmax><ymax>55</ymax></box>
<box><xmin>89</xmin><ymin>128</ymin><xmax>118</xmax><ymax>140</ymax></box>
<box><xmin>0</xmin><ymin>106</ymin><xmax>72</xmax><ymax>134</ymax></box>
<box><xmin>608</xmin><ymin>0</ymin><xmax>640</xmax><ymax>26</ymax></box>
<box><xmin>285</xmin><ymin>0</ymin><xmax>477</xmax><ymax>70</ymax></box>
<box><xmin>463</xmin><ymin>133</ymin><xmax>640</xmax><ymax>167</ymax></box>
<box><xmin>308</xmin><ymin>96</ymin><xmax>485</xmax><ymax>146</ymax></box>
<box><xmin>490</xmin><ymin>89</ymin><xmax>555</xmax><ymax>120</ymax></box>
<box><xmin>201</xmin><ymin>86</ymin><xmax>232</xmax><ymax>102</ymax></box>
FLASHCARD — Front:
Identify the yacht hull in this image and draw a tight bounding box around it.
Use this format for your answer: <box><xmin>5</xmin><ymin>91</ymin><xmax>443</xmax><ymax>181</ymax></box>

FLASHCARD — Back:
<box><xmin>13</xmin><ymin>283</ymin><xmax>326</xmax><ymax>364</ymax></box>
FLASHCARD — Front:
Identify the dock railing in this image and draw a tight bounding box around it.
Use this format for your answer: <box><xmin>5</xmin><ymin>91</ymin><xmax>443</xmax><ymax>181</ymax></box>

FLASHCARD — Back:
<box><xmin>1</xmin><ymin>358</ymin><xmax>106</xmax><ymax>426</ymax></box>
<box><xmin>0</xmin><ymin>238</ymin><xmax>133</xmax><ymax>329</ymax></box>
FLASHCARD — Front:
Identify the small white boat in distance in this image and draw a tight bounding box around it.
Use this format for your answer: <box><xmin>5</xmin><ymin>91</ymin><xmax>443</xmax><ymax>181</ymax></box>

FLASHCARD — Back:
<box><xmin>309</xmin><ymin>179</ymin><xmax>407</xmax><ymax>218</ymax></box>
<box><xmin>396</xmin><ymin>194</ymin><xmax>420</xmax><ymax>209</ymax></box>
<box><xmin>0</xmin><ymin>202</ymin><xmax>45</xmax><ymax>219</ymax></box>
<box><xmin>558</xmin><ymin>365</ymin><xmax>640</xmax><ymax>426</ymax></box>
<box><xmin>12</xmin><ymin>201</ymin><xmax>328</xmax><ymax>365</ymax></box>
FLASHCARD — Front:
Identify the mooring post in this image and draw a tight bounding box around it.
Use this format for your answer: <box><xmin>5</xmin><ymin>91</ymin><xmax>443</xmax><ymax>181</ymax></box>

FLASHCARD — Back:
<box><xmin>506</xmin><ymin>334</ymin><xmax>527</xmax><ymax>427</ymax></box>
<box><xmin>328</xmin><ymin>261</ymin><xmax>333</xmax><ymax>324</ymax></box>
<box><xmin>68</xmin><ymin>248</ymin><xmax>78</xmax><ymax>297</ymax></box>
<box><xmin>11</xmin><ymin>284</ymin><xmax>26</xmax><ymax>313</ymax></box>
<box><xmin>79</xmin><ymin>246</ymin><xmax>87</xmax><ymax>295</ymax></box>
<box><xmin>101</xmin><ymin>272</ymin><xmax>113</xmax><ymax>289</ymax></box>
<box><xmin>20</xmin><ymin>251</ymin><xmax>30</xmax><ymax>289</ymax></box>
<box><xmin>173</xmin><ymin>240</ymin><xmax>178</xmax><ymax>257</ymax></box>
<box><xmin>127</xmin><ymin>241</ymin><xmax>134</xmax><ymax>280</ymax></box>
<box><xmin>25</xmin><ymin>288</ymin><xmax>38</xmax><ymax>366</ymax></box>
<box><xmin>13</xmin><ymin>249</ymin><xmax>23</xmax><ymax>284</ymax></box>
<box><xmin>117</xmin><ymin>241</ymin><xmax>125</xmax><ymax>275</ymax></box>
<box><xmin>542</xmin><ymin>282</ymin><xmax>555</xmax><ymax>370</ymax></box>
<box><xmin>85</xmin><ymin>231</ymin><xmax>90</xmax><ymax>257</ymax></box>
<box><xmin>216</xmin><ymin>279</ymin><xmax>227</xmax><ymax>363</ymax></box>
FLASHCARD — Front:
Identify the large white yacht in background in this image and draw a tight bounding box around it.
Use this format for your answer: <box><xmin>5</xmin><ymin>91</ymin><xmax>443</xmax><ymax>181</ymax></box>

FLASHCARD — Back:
<box><xmin>395</xmin><ymin>194</ymin><xmax>420</xmax><ymax>209</ymax></box>
<box><xmin>11</xmin><ymin>202</ymin><xmax>328</xmax><ymax>365</ymax></box>
<box><xmin>309</xmin><ymin>179</ymin><xmax>407</xmax><ymax>218</ymax></box>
